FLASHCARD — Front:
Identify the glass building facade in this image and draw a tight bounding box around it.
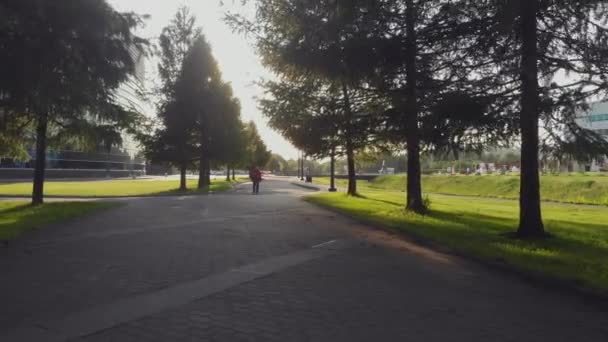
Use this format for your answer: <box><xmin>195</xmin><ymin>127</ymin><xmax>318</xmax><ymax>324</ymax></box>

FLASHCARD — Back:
<box><xmin>576</xmin><ymin>102</ymin><xmax>608</xmax><ymax>139</ymax></box>
<box><xmin>575</xmin><ymin>101</ymin><xmax>608</xmax><ymax>171</ymax></box>
<box><xmin>0</xmin><ymin>47</ymin><xmax>150</xmax><ymax>174</ymax></box>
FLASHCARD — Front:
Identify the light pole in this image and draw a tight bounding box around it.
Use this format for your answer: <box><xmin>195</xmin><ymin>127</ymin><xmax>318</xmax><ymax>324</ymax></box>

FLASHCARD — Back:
<box><xmin>329</xmin><ymin>147</ymin><xmax>337</xmax><ymax>192</ymax></box>
<box><xmin>297</xmin><ymin>151</ymin><xmax>302</xmax><ymax>179</ymax></box>
<box><xmin>300</xmin><ymin>152</ymin><xmax>305</xmax><ymax>181</ymax></box>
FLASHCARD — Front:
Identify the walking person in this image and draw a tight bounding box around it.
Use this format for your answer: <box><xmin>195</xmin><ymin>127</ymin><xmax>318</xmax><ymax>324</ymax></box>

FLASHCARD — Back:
<box><xmin>249</xmin><ymin>165</ymin><xmax>262</xmax><ymax>194</ymax></box>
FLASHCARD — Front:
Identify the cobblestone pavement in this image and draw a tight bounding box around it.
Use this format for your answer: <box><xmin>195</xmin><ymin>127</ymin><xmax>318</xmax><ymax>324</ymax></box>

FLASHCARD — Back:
<box><xmin>79</xmin><ymin>244</ymin><xmax>608</xmax><ymax>342</ymax></box>
<box><xmin>1</xmin><ymin>178</ymin><xmax>608</xmax><ymax>341</ymax></box>
<box><xmin>0</xmin><ymin>180</ymin><xmax>344</xmax><ymax>333</ymax></box>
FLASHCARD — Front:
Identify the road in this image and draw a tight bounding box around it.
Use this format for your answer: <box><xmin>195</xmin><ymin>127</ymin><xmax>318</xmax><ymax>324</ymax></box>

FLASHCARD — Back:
<box><xmin>0</xmin><ymin>178</ymin><xmax>607</xmax><ymax>341</ymax></box>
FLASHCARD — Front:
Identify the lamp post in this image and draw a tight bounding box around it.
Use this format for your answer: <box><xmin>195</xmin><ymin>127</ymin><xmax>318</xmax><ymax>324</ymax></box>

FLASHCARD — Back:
<box><xmin>329</xmin><ymin>147</ymin><xmax>337</xmax><ymax>192</ymax></box>
<box><xmin>297</xmin><ymin>151</ymin><xmax>302</xmax><ymax>179</ymax></box>
<box><xmin>300</xmin><ymin>152</ymin><xmax>305</xmax><ymax>181</ymax></box>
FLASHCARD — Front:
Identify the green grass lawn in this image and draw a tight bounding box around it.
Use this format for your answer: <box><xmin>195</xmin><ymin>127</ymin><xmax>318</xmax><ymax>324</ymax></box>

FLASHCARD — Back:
<box><xmin>306</xmin><ymin>191</ymin><xmax>608</xmax><ymax>292</ymax></box>
<box><xmin>314</xmin><ymin>173</ymin><xmax>608</xmax><ymax>205</ymax></box>
<box><xmin>0</xmin><ymin>178</ymin><xmax>245</xmax><ymax>197</ymax></box>
<box><xmin>0</xmin><ymin>201</ymin><xmax>118</xmax><ymax>241</ymax></box>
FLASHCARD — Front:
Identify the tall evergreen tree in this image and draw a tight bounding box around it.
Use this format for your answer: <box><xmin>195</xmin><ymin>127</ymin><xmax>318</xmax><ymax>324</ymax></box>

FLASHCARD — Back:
<box><xmin>175</xmin><ymin>36</ymin><xmax>221</xmax><ymax>189</ymax></box>
<box><xmin>157</xmin><ymin>7</ymin><xmax>202</xmax><ymax>104</ymax></box>
<box><xmin>230</xmin><ymin>0</ymin><xmax>486</xmax><ymax>207</ymax></box>
<box><xmin>146</xmin><ymin>7</ymin><xmax>201</xmax><ymax>191</ymax></box>
<box><xmin>243</xmin><ymin>121</ymin><xmax>272</xmax><ymax>169</ymax></box>
<box><xmin>228</xmin><ymin>0</ymin><xmax>390</xmax><ymax>195</ymax></box>
<box><xmin>205</xmin><ymin>83</ymin><xmax>247</xmax><ymax>182</ymax></box>
<box><xmin>456</xmin><ymin>0</ymin><xmax>608</xmax><ymax>237</ymax></box>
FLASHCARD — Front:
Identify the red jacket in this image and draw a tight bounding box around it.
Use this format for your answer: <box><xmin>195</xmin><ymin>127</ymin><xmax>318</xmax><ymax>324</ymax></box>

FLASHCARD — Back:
<box><xmin>250</xmin><ymin>168</ymin><xmax>262</xmax><ymax>181</ymax></box>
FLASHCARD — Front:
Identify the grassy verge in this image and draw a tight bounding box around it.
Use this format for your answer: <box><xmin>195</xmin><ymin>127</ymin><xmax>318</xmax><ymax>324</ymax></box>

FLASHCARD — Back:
<box><xmin>0</xmin><ymin>201</ymin><xmax>118</xmax><ymax>241</ymax></box>
<box><xmin>305</xmin><ymin>191</ymin><xmax>608</xmax><ymax>292</ymax></box>
<box><xmin>0</xmin><ymin>178</ymin><xmax>246</xmax><ymax>197</ymax></box>
<box><xmin>313</xmin><ymin>173</ymin><xmax>608</xmax><ymax>205</ymax></box>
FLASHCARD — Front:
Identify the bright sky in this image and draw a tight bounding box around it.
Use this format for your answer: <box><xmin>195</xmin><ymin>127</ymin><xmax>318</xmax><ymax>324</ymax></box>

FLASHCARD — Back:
<box><xmin>109</xmin><ymin>0</ymin><xmax>298</xmax><ymax>159</ymax></box>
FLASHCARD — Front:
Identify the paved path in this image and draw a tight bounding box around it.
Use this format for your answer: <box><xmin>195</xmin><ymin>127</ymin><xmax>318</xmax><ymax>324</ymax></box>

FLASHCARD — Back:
<box><xmin>1</xmin><ymin>178</ymin><xmax>607</xmax><ymax>341</ymax></box>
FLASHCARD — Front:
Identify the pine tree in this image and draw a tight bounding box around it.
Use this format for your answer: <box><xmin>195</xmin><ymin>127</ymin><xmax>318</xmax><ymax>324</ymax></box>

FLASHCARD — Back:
<box><xmin>175</xmin><ymin>36</ymin><xmax>221</xmax><ymax>189</ymax></box>
<box><xmin>259</xmin><ymin>76</ymin><xmax>378</xmax><ymax>190</ymax></box>
<box><xmin>456</xmin><ymin>0</ymin><xmax>608</xmax><ymax>237</ymax></box>
<box><xmin>149</xmin><ymin>7</ymin><xmax>202</xmax><ymax>191</ymax></box>
<box><xmin>228</xmin><ymin>0</ymin><xmax>391</xmax><ymax>195</ymax></box>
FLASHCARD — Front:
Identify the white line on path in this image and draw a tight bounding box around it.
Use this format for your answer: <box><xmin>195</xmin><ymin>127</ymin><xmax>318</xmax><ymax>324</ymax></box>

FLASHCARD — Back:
<box><xmin>2</xmin><ymin>246</ymin><xmax>343</xmax><ymax>342</ymax></box>
<box><xmin>312</xmin><ymin>240</ymin><xmax>337</xmax><ymax>249</ymax></box>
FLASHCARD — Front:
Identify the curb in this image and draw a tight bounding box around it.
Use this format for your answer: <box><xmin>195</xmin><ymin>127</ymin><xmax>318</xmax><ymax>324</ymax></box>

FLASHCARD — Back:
<box><xmin>290</xmin><ymin>182</ymin><xmax>321</xmax><ymax>191</ymax></box>
<box><xmin>0</xmin><ymin>182</ymin><xmax>246</xmax><ymax>200</ymax></box>
<box><xmin>303</xmin><ymin>197</ymin><xmax>608</xmax><ymax>306</ymax></box>
<box><xmin>0</xmin><ymin>193</ymin><xmax>217</xmax><ymax>200</ymax></box>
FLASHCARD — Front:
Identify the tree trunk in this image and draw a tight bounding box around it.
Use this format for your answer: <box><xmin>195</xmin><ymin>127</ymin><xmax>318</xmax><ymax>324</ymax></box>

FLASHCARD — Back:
<box><xmin>198</xmin><ymin>157</ymin><xmax>205</xmax><ymax>189</ymax></box>
<box><xmin>300</xmin><ymin>155</ymin><xmax>305</xmax><ymax>180</ymax></box>
<box><xmin>198</xmin><ymin>156</ymin><xmax>211</xmax><ymax>189</ymax></box>
<box><xmin>329</xmin><ymin>148</ymin><xmax>337</xmax><ymax>192</ymax></box>
<box><xmin>404</xmin><ymin>0</ymin><xmax>425</xmax><ymax>213</ymax></box>
<box><xmin>226</xmin><ymin>165</ymin><xmax>231</xmax><ymax>182</ymax></box>
<box><xmin>232</xmin><ymin>168</ymin><xmax>236</xmax><ymax>180</ymax></box>
<box><xmin>198</xmin><ymin>141</ymin><xmax>212</xmax><ymax>189</ymax></box>
<box><xmin>204</xmin><ymin>158</ymin><xmax>211</xmax><ymax>186</ymax></box>
<box><xmin>297</xmin><ymin>155</ymin><xmax>301</xmax><ymax>179</ymax></box>
<box><xmin>346</xmin><ymin>143</ymin><xmax>356</xmax><ymax>195</ymax></box>
<box><xmin>199</xmin><ymin>120</ymin><xmax>211</xmax><ymax>188</ymax></box>
<box><xmin>179</xmin><ymin>162</ymin><xmax>187</xmax><ymax>191</ymax></box>
<box><xmin>32</xmin><ymin>112</ymin><xmax>48</xmax><ymax>205</ymax></box>
<box><xmin>517</xmin><ymin>0</ymin><xmax>545</xmax><ymax>238</ymax></box>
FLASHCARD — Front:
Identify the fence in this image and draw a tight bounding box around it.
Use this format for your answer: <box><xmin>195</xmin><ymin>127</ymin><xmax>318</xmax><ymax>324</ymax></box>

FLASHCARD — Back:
<box><xmin>0</xmin><ymin>149</ymin><xmax>146</xmax><ymax>179</ymax></box>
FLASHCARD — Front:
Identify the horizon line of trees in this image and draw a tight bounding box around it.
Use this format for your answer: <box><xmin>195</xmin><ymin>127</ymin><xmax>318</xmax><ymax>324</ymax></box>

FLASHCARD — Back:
<box><xmin>138</xmin><ymin>7</ymin><xmax>271</xmax><ymax>190</ymax></box>
<box><xmin>229</xmin><ymin>0</ymin><xmax>608</xmax><ymax>238</ymax></box>
<box><xmin>0</xmin><ymin>2</ymin><xmax>271</xmax><ymax>204</ymax></box>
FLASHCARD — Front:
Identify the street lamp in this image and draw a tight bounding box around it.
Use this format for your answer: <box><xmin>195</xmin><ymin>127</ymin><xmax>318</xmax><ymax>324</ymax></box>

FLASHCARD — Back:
<box><xmin>328</xmin><ymin>148</ymin><xmax>337</xmax><ymax>192</ymax></box>
<box><xmin>297</xmin><ymin>152</ymin><xmax>301</xmax><ymax>179</ymax></box>
<box><xmin>300</xmin><ymin>152</ymin><xmax>305</xmax><ymax>181</ymax></box>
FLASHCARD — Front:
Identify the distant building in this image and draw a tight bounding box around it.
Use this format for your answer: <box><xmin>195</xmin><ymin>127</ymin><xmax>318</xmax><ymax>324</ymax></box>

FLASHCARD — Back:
<box><xmin>574</xmin><ymin>101</ymin><xmax>608</xmax><ymax>171</ymax></box>
<box><xmin>0</xmin><ymin>46</ymin><xmax>150</xmax><ymax>177</ymax></box>
<box><xmin>114</xmin><ymin>46</ymin><xmax>150</xmax><ymax>159</ymax></box>
<box><xmin>575</xmin><ymin>101</ymin><xmax>608</xmax><ymax>140</ymax></box>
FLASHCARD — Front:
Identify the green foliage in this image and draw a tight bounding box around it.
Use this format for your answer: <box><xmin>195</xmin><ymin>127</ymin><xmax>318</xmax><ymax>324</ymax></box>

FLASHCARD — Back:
<box><xmin>231</xmin><ymin>0</ymin><xmax>516</xmax><ymax>201</ymax></box>
<box><xmin>0</xmin><ymin>0</ymin><xmax>146</xmax><ymax>123</ymax></box>
<box><xmin>457</xmin><ymin>0</ymin><xmax>608</xmax><ymax>134</ymax></box>
<box><xmin>205</xmin><ymin>81</ymin><xmax>246</xmax><ymax>168</ymax></box>
<box><xmin>243</xmin><ymin>121</ymin><xmax>271</xmax><ymax>168</ymax></box>
<box><xmin>0</xmin><ymin>112</ymin><xmax>31</xmax><ymax>160</ymax></box>
<box><xmin>260</xmin><ymin>76</ymin><xmax>384</xmax><ymax>160</ymax></box>
<box><xmin>230</xmin><ymin>0</ymin><xmax>401</xmax><ymax>196</ymax></box>
<box><xmin>144</xmin><ymin>7</ymin><xmax>201</xmax><ymax>171</ymax></box>
<box><xmin>143</xmin><ymin>7</ymin><xmax>250</xmax><ymax>184</ymax></box>
<box><xmin>157</xmin><ymin>6</ymin><xmax>202</xmax><ymax>102</ymax></box>
<box><xmin>0</xmin><ymin>0</ymin><xmax>148</xmax><ymax>203</ymax></box>
<box><xmin>266</xmin><ymin>154</ymin><xmax>287</xmax><ymax>172</ymax></box>
<box><xmin>435</xmin><ymin>0</ymin><xmax>608</xmax><ymax>234</ymax></box>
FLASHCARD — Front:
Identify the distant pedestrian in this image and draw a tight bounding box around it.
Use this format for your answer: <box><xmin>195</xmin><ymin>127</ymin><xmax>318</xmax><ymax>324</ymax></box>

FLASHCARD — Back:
<box><xmin>249</xmin><ymin>166</ymin><xmax>262</xmax><ymax>194</ymax></box>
